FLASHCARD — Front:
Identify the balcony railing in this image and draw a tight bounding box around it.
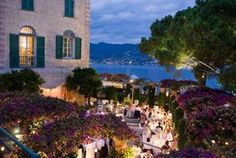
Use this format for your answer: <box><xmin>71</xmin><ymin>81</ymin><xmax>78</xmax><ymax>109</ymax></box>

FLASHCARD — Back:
<box><xmin>19</xmin><ymin>56</ymin><xmax>35</xmax><ymax>68</ymax></box>
<box><xmin>0</xmin><ymin>128</ymin><xmax>40</xmax><ymax>158</ymax></box>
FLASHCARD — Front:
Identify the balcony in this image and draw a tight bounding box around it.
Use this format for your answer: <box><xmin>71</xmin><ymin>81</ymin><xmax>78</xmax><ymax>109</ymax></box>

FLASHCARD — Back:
<box><xmin>19</xmin><ymin>56</ymin><xmax>35</xmax><ymax>68</ymax></box>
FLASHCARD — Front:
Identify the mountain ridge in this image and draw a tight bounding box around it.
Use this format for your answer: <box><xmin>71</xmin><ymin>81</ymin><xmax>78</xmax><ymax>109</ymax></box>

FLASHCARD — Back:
<box><xmin>90</xmin><ymin>42</ymin><xmax>157</xmax><ymax>65</ymax></box>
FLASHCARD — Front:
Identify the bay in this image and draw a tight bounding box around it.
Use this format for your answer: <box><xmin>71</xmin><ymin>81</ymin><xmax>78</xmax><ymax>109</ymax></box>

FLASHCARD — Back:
<box><xmin>91</xmin><ymin>64</ymin><xmax>220</xmax><ymax>88</ymax></box>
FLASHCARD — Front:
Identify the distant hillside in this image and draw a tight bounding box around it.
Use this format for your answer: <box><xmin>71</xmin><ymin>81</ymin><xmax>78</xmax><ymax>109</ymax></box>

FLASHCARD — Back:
<box><xmin>90</xmin><ymin>42</ymin><xmax>157</xmax><ymax>65</ymax></box>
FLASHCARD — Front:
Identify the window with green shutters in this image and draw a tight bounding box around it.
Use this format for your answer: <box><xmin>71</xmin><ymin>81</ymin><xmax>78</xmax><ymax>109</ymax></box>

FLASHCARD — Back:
<box><xmin>56</xmin><ymin>35</ymin><xmax>82</xmax><ymax>60</ymax></box>
<box><xmin>22</xmin><ymin>0</ymin><xmax>34</xmax><ymax>11</ymax></box>
<box><xmin>9</xmin><ymin>34</ymin><xmax>19</xmax><ymax>68</ymax></box>
<box><xmin>65</xmin><ymin>0</ymin><xmax>74</xmax><ymax>17</ymax></box>
<box><xmin>37</xmin><ymin>37</ymin><xmax>45</xmax><ymax>68</ymax></box>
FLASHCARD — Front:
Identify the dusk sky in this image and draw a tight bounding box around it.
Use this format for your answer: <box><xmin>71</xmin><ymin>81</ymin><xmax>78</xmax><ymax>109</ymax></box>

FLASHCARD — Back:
<box><xmin>91</xmin><ymin>0</ymin><xmax>195</xmax><ymax>44</ymax></box>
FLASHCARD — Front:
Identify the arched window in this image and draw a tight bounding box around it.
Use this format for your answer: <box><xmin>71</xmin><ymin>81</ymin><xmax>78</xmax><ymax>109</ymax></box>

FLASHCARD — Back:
<box><xmin>63</xmin><ymin>30</ymin><xmax>75</xmax><ymax>58</ymax></box>
<box><xmin>19</xmin><ymin>26</ymin><xmax>36</xmax><ymax>67</ymax></box>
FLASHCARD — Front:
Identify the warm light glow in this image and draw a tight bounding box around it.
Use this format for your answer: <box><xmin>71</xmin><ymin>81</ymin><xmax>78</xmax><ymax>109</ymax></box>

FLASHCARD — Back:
<box><xmin>0</xmin><ymin>146</ymin><xmax>5</xmax><ymax>151</ymax></box>
<box><xmin>225</xmin><ymin>142</ymin><xmax>229</xmax><ymax>145</ymax></box>
<box><xmin>224</xmin><ymin>103</ymin><xmax>230</xmax><ymax>107</ymax></box>
<box><xmin>15</xmin><ymin>134</ymin><xmax>23</xmax><ymax>140</ymax></box>
<box><xmin>166</xmin><ymin>91</ymin><xmax>169</xmax><ymax>97</ymax></box>
<box><xmin>14</xmin><ymin>127</ymin><xmax>20</xmax><ymax>134</ymax></box>
<box><xmin>94</xmin><ymin>148</ymin><xmax>98</xmax><ymax>153</ymax></box>
<box><xmin>211</xmin><ymin>140</ymin><xmax>216</xmax><ymax>144</ymax></box>
<box><xmin>32</xmin><ymin>130</ymin><xmax>36</xmax><ymax>134</ymax></box>
<box><xmin>130</xmin><ymin>79</ymin><xmax>134</xmax><ymax>83</ymax></box>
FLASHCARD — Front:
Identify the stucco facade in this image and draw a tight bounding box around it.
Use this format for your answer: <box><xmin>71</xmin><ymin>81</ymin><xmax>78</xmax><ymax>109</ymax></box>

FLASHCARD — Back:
<box><xmin>0</xmin><ymin>0</ymin><xmax>90</xmax><ymax>89</ymax></box>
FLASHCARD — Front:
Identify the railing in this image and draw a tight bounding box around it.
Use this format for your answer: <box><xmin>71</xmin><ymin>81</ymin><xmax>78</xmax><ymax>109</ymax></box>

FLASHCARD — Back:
<box><xmin>0</xmin><ymin>128</ymin><xmax>40</xmax><ymax>158</ymax></box>
<box><xmin>19</xmin><ymin>56</ymin><xmax>35</xmax><ymax>68</ymax></box>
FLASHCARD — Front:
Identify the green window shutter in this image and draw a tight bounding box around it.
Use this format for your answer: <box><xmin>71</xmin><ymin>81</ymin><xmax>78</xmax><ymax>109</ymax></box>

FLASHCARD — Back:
<box><xmin>56</xmin><ymin>36</ymin><xmax>63</xmax><ymax>59</ymax></box>
<box><xmin>22</xmin><ymin>0</ymin><xmax>34</xmax><ymax>11</ymax></box>
<box><xmin>37</xmin><ymin>36</ymin><xmax>45</xmax><ymax>68</ymax></box>
<box><xmin>9</xmin><ymin>34</ymin><xmax>19</xmax><ymax>68</ymax></box>
<box><xmin>65</xmin><ymin>0</ymin><xmax>69</xmax><ymax>17</ymax></box>
<box><xmin>22</xmin><ymin>0</ymin><xmax>27</xmax><ymax>10</ymax></box>
<box><xmin>75</xmin><ymin>37</ymin><xmax>81</xmax><ymax>59</ymax></box>
<box><xmin>28</xmin><ymin>0</ymin><xmax>34</xmax><ymax>11</ymax></box>
<box><xmin>70</xmin><ymin>0</ymin><xmax>74</xmax><ymax>17</ymax></box>
<box><xmin>65</xmin><ymin>0</ymin><xmax>74</xmax><ymax>17</ymax></box>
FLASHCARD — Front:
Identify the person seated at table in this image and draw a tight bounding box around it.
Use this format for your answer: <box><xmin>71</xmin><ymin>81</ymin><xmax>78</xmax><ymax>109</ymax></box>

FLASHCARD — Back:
<box><xmin>140</xmin><ymin>112</ymin><xmax>147</xmax><ymax>127</ymax></box>
<box><xmin>126</xmin><ymin>104</ymin><xmax>135</xmax><ymax>118</ymax></box>
<box><xmin>161</xmin><ymin>141</ymin><xmax>171</xmax><ymax>154</ymax></box>
<box><xmin>134</xmin><ymin>105</ymin><xmax>141</xmax><ymax>119</ymax></box>
<box><xmin>99</xmin><ymin>144</ymin><xmax>108</xmax><ymax>158</ymax></box>
<box><xmin>143</xmin><ymin>150</ymin><xmax>153</xmax><ymax>158</ymax></box>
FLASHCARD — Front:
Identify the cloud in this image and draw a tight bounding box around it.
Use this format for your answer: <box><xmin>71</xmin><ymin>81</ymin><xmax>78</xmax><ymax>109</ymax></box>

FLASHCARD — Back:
<box><xmin>90</xmin><ymin>0</ymin><xmax>195</xmax><ymax>44</ymax></box>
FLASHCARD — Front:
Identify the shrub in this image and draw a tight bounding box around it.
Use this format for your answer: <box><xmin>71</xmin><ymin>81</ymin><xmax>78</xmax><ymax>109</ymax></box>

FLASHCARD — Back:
<box><xmin>174</xmin><ymin>108</ymin><xmax>184</xmax><ymax>129</ymax></box>
<box><xmin>0</xmin><ymin>69</ymin><xmax>44</xmax><ymax>93</ymax></box>
<box><xmin>177</xmin><ymin>119</ymin><xmax>187</xmax><ymax>149</ymax></box>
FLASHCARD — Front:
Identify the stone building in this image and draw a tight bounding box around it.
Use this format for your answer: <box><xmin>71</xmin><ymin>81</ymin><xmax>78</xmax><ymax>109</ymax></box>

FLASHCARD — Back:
<box><xmin>0</xmin><ymin>0</ymin><xmax>90</xmax><ymax>99</ymax></box>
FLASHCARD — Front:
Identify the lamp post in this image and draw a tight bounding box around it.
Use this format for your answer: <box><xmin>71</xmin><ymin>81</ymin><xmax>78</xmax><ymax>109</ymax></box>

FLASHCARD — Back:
<box><xmin>130</xmin><ymin>79</ymin><xmax>134</xmax><ymax>104</ymax></box>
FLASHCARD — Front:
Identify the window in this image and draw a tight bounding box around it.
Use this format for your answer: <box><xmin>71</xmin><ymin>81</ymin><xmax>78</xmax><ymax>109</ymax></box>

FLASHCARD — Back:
<box><xmin>63</xmin><ymin>30</ymin><xmax>75</xmax><ymax>58</ymax></box>
<box><xmin>56</xmin><ymin>30</ymin><xmax>81</xmax><ymax>60</ymax></box>
<box><xmin>65</xmin><ymin>0</ymin><xmax>74</xmax><ymax>17</ymax></box>
<box><xmin>22</xmin><ymin>0</ymin><xmax>34</xmax><ymax>11</ymax></box>
<box><xmin>19</xmin><ymin>26</ymin><xmax>35</xmax><ymax>67</ymax></box>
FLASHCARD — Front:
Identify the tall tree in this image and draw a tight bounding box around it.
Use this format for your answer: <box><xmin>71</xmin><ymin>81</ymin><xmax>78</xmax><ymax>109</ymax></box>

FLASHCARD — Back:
<box><xmin>140</xmin><ymin>0</ymin><xmax>236</xmax><ymax>86</ymax></box>
<box><xmin>66</xmin><ymin>68</ymin><xmax>102</xmax><ymax>106</ymax></box>
<box><xmin>102</xmin><ymin>86</ymin><xmax>118</xmax><ymax>103</ymax></box>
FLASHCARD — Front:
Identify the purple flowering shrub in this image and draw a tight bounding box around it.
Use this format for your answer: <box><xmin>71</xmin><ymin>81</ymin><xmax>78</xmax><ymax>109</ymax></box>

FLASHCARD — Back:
<box><xmin>157</xmin><ymin>147</ymin><xmax>217</xmax><ymax>158</ymax></box>
<box><xmin>0</xmin><ymin>92</ymin><xmax>76</xmax><ymax>129</ymax></box>
<box><xmin>175</xmin><ymin>87</ymin><xmax>236</xmax><ymax>147</ymax></box>
<box><xmin>25</xmin><ymin>113</ymin><xmax>136</xmax><ymax>157</ymax></box>
<box><xmin>160</xmin><ymin>79</ymin><xmax>198</xmax><ymax>89</ymax></box>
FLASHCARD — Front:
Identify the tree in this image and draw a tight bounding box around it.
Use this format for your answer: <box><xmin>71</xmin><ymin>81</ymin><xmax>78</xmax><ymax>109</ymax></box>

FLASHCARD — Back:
<box><xmin>102</xmin><ymin>86</ymin><xmax>118</xmax><ymax>103</ymax></box>
<box><xmin>66</xmin><ymin>68</ymin><xmax>102</xmax><ymax>106</ymax></box>
<box><xmin>0</xmin><ymin>69</ymin><xmax>44</xmax><ymax>93</ymax></box>
<box><xmin>140</xmin><ymin>0</ymin><xmax>236</xmax><ymax>86</ymax></box>
<box><xmin>218</xmin><ymin>65</ymin><xmax>236</xmax><ymax>93</ymax></box>
<box><xmin>134</xmin><ymin>88</ymin><xmax>146</xmax><ymax>104</ymax></box>
<box><xmin>147</xmin><ymin>85</ymin><xmax>155</xmax><ymax>108</ymax></box>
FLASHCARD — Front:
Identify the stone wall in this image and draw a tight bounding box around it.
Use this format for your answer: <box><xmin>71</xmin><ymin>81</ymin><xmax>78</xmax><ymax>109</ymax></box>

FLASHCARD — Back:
<box><xmin>0</xmin><ymin>1</ymin><xmax>6</xmax><ymax>69</ymax></box>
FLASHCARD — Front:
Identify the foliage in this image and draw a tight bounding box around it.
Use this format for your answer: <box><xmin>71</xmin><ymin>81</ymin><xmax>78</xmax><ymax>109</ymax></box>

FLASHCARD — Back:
<box><xmin>0</xmin><ymin>92</ymin><xmax>75</xmax><ymax>129</ymax></box>
<box><xmin>102</xmin><ymin>86</ymin><xmax>118</xmax><ymax>102</ymax></box>
<box><xmin>117</xmin><ymin>92</ymin><xmax>126</xmax><ymax>103</ymax></box>
<box><xmin>160</xmin><ymin>79</ymin><xmax>198</xmax><ymax>90</ymax></box>
<box><xmin>133</xmin><ymin>88</ymin><xmax>146</xmax><ymax>104</ymax></box>
<box><xmin>140</xmin><ymin>0</ymin><xmax>236</xmax><ymax>85</ymax></box>
<box><xmin>99</xmin><ymin>73</ymin><xmax>130</xmax><ymax>82</ymax></box>
<box><xmin>123</xmin><ymin>97</ymin><xmax>132</xmax><ymax>105</ymax></box>
<box><xmin>124</xmin><ymin>84</ymin><xmax>132</xmax><ymax>96</ymax></box>
<box><xmin>66</xmin><ymin>68</ymin><xmax>102</xmax><ymax>105</ymax></box>
<box><xmin>123</xmin><ymin>146</ymin><xmax>134</xmax><ymax>158</ymax></box>
<box><xmin>0</xmin><ymin>69</ymin><xmax>44</xmax><ymax>93</ymax></box>
<box><xmin>157</xmin><ymin>147</ymin><xmax>217</xmax><ymax>158</ymax></box>
<box><xmin>177</xmin><ymin>119</ymin><xmax>187</xmax><ymax>148</ymax></box>
<box><xmin>175</xmin><ymin>87</ymin><xmax>236</xmax><ymax>151</ymax></box>
<box><xmin>174</xmin><ymin>108</ymin><xmax>184</xmax><ymax>130</ymax></box>
<box><xmin>25</xmin><ymin>113</ymin><xmax>136</xmax><ymax>157</ymax></box>
<box><xmin>147</xmin><ymin>85</ymin><xmax>155</xmax><ymax>108</ymax></box>
<box><xmin>218</xmin><ymin>65</ymin><xmax>236</xmax><ymax>94</ymax></box>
